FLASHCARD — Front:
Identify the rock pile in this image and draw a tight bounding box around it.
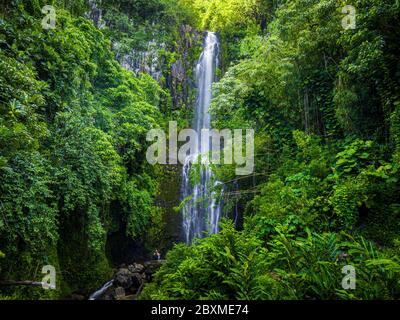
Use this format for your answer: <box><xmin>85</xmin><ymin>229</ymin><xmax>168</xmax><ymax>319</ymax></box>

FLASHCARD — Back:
<box><xmin>91</xmin><ymin>261</ymin><xmax>164</xmax><ymax>300</ymax></box>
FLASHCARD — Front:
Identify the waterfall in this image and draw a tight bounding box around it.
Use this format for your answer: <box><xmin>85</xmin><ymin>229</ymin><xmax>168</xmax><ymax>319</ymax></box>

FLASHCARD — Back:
<box><xmin>181</xmin><ymin>32</ymin><xmax>222</xmax><ymax>244</ymax></box>
<box><xmin>87</xmin><ymin>0</ymin><xmax>105</xmax><ymax>29</ymax></box>
<box><xmin>89</xmin><ymin>280</ymin><xmax>114</xmax><ymax>300</ymax></box>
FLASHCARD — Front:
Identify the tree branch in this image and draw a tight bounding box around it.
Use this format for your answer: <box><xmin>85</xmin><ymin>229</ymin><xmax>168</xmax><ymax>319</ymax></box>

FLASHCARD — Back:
<box><xmin>0</xmin><ymin>280</ymin><xmax>43</xmax><ymax>287</ymax></box>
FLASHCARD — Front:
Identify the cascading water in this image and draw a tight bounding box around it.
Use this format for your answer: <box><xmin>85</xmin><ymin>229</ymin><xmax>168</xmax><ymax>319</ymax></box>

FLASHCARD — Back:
<box><xmin>87</xmin><ymin>0</ymin><xmax>105</xmax><ymax>28</ymax></box>
<box><xmin>181</xmin><ymin>32</ymin><xmax>223</xmax><ymax>244</ymax></box>
<box><xmin>89</xmin><ymin>280</ymin><xmax>114</xmax><ymax>300</ymax></box>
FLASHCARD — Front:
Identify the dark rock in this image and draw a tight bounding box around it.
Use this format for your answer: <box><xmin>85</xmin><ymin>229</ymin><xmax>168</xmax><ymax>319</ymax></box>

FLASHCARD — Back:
<box><xmin>115</xmin><ymin>268</ymin><xmax>133</xmax><ymax>289</ymax></box>
<box><xmin>70</xmin><ymin>294</ymin><xmax>85</xmax><ymax>301</ymax></box>
<box><xmin>131</xmin><ymin>273</ymin><xmax>143</xmax><ymax>288</ymax></box>
<box><xmin>128</xmin><ymin>263</ymin><xmax>145</xmax><ymax>274</ymax></box>
<box><xmin>118</xmin><ymin>295</ymin><xmax>136</xmax><ymax>300</ymax></box>
<box><xmin>126</xmin><ymin>273</ymin><xmax>145</xmax><ymax>295</ymax></box>
<box><xmin>114</xmin><ymin>287</ymin><xmax>126</xmax><ymax>299</ymax></box>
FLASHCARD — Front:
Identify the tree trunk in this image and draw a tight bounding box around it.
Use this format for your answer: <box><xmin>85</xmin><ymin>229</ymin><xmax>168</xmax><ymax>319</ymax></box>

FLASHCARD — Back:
<box><xmin>0</xmin><ymin>280</ymin><xmax>43</xmax><ymax>287</ymax></box>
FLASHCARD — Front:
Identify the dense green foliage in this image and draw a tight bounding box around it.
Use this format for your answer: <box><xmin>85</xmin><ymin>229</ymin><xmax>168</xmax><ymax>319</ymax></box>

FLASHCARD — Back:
<box><xmin>1</xmin><ymin>0</ymin><xmax>399</xmax><ymax>300</ymax></box>
<box><xmin>143</xmin><ymin>0</ymin><xmax>400</xmax><ymax>300</ymax></box>
<box><xmin>0</xmin><ymin>0</ymin><xmax>195</xmax><ymax>298</ymax></box>
<box><xmin>142</xmin><ymin>221</ymin><xmax>400</xmax><ymax>299</ymax></box>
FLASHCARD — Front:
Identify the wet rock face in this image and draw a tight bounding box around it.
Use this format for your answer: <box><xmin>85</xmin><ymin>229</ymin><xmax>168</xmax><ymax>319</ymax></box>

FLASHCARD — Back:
<box><xmin>144</xmin><ymin>260</ymin><xmax>164</xmax><ymax>275</ymax></box>
<box><xmin>70</xmin><ymin>294</ymin><xmax>85</xmax><ymax>301</ymax></box>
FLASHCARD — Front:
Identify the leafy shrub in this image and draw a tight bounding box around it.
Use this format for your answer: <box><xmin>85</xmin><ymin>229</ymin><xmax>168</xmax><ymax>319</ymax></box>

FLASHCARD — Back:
<box><xmin>142</xmin><ymin>222</ymin><xmax>400</xmax><ymax>300</ymax></box>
